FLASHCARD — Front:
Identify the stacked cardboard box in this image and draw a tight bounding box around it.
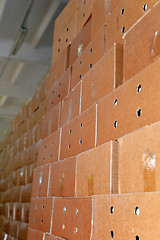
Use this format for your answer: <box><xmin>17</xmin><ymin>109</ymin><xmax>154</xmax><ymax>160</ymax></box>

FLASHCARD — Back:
<box><xmin>0</xmin><ymin>76</ymin><xmax>48</xmax><ymax>239</ymax></box>
<box><xmin>1</xmin><ymin>0</ymin><xmax>160</xmax><ymax>239</ymax></box>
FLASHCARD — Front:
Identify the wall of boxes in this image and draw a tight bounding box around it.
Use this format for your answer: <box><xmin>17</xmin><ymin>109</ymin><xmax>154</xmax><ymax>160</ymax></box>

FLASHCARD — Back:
<box><xmin>0</xmin><ymin>0</ymin><xmax>160</xmax><ymax>239</ymax></box>
<box><xmin>0</xmin><ymin>75</ymin><xmax>48</xmax><ymax>239</ymax></box>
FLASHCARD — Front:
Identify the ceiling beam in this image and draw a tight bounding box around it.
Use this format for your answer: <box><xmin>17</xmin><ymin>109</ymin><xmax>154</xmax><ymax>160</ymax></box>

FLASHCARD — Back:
<box><xmin>0</xmin><ymin>0</ymin><xmax>7</xmax><ymax>22</ymax></box>
<box><xmin>0</xmin><ymin>96</ymin><xmax>7</xmax><ymax>107</ymax></box>
<box><xmin>0</xmin><ymin>81</ymin><xmax>35</xmax><ymax>98</ymax></box>
<box><xmin>0</xmin><ymin>106</ymin><xmax>20</xmax><ymax>117</ymax></box>
<box><xmin>58</xmin><ymin>0</ymin><xmax>70</xmax><ymax>3</ymax></box>
<box><xmin>0</xmin><ymin>39</ymin><xmax>52</xmax><ymax>65</ymax></box>
<box><xmin>9</xmin><ymin>62</ymin><xmax>24</xmax><ymax>85</ymax></box>
<box><xmin>0</xmin><ymin>121</ymin><xmax>10</xmax><ymax>131</ymax></box>
<box><xmin>32</xmin><ymin>0</ymin><xmax>60</xmax><ymax>48</ymax></box>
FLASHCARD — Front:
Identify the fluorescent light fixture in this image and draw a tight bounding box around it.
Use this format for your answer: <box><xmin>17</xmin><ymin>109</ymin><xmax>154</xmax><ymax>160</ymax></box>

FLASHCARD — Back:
<box><xmin>11</xmin><ymin>26</ymin><xmax>28</xmax><ymax>55</ymax></box>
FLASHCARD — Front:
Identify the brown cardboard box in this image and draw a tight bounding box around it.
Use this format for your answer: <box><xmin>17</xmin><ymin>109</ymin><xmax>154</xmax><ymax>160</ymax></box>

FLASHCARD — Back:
<box><xmin>71</xmin><ymin>25</ymin><xmax>105</xmax><ymax>90</ymax></box>
<box><xmin>81</xmin><ymin>43</ymin><xmax>123</xmax><ymax>113</ymax></box>
<box><xmin>23</xmin><ymin>147</ymin><xmax>32</xmax><ymax>167</ymax></box>
<box><xmin>106</xmin><ymin>0</ymin><xmax>159</xmax><ymax>52</ymax></box>
<box><xmin>12</xmin><ymin>186</ymin><xmax>21</xmax><ymax>203</ymax></box>
<box><xmin>118</xmin><ymin>121</ymin><xmax>160</xmax><ymax>193</ymax></box>
<box><xmin>50</xmin><ymin>157</ymin><xmax>76</xmax><ymax>197</ymax></box>
<box><xmin>47</xmin><ymin>68</ymin><xmax>71</xmax><ymax>112</ymax></box>
<box><xmin>3</xmin><ymin>218</ymin><xmax>10</xmax><ymax>234</ymax></box>
<box><xmin>37</xmin><ymin>129</ymin><xmax>61</xmax><ymax>167</ymax></box>
<box><xmin>21</xmin><ymin>203</ymin><xmax>30</xmax><ymax>223</ymax></box>
<box><xmin>76</xmin><ymin>0</ymin><xmax>95</xmax><ymax>35</ymax></box>
<box><xmin>60</xmin><ymin>104</ymin><xmax>96</xmax><ymax>160</ymax></box>
<box><xmin>97</xmin><ymin>57</ymin><xmax>160</xmax><ymax>146</ymax></box>
<box><xmin>0</xmin><ymin>204</ymin><xmax>5</xmax><ymax>215</ymax></box>
<box><xmin>18</xmin><ymin>222</ymin><xmax>28</xmax><ymax>240</ymax></box>
<box><xmin>92</xmin><ymin>192</ymin><xmax>160</xmax><ymax>240</ymax></box>
<box><xmin>91</xmin><ymin>0</ymin><xmax>111</xmax><ymax>39</ymax></box>
<box><xmin>5</xmin><ymin>203</ymin><xmax>10</xmax><ymax>218</ymax></box>
<box><xmin>53</xmin><ymin>0</ymin><xmax>79</xmax><ymax>43</ymax></box>
<box><xmin>76</xmin><ymin>141</ymin><xmax>118</xmax><ymax>197</ymax></box>
<box><xmin>27</xmin><ymin>227</ymin><xmax>44</xmax><ymax>240</ymax></box>
<box><xmin>49</xmin><ymin>48</ymin><xmax>69</xmax><ymax>91</ymax></box>
<box><xmin>39</xmin><ymin>74</ymin><xmax>48</xmax><ymax>103</ymax></box>
<box><xmin>12</xmin><ymin>170</ymin><xmax>19</xmax><ymax>186</ymax></box>
<box><xmin>29</xmin><ymin>197</ymin><xmax>53</xmax><ymax>232</ymax></box>
<box><xmin>52</xmin><ymin>197</ymin><xmax>92</xmax><ymax>240</ymax></box>
<box><xmin>52</xmin><ymin>13</ymin><xmax>77</xmax><ymax>65</ymax></box>
<box><xmin>13</xmin><ymin>152</ymin><xmax>23</xmax><ymax>170</ymax></box>
<box><xmin>21</xmin><ymin>184</ymin><xmax>32</xmax><ymax>203</ymax></box>
<box><xmin>27</xmin><ymin>162</ymin><xmax>36</xmax><ymax>184</ymax></box>
<box><xmin>123</xmin><ymin>1</ymin><xmax>160</xmax><ymax>81</ymax></box>
<box><xmin>60</xmin><ymin>82</ymin><xmax>81</xmax><ymax>127</ymax></box>
<box><xmin>31</xmin><ymin>90</ymin><xmax>40</xmax><ymax>113</ymax></box>
<box><xmin>18</xmin><ymin>167</ymin><xmax>27</xmax><ymax>186</ymax></box>
<box><xmin>4</xmin><ymin>189</ymin><xmax>13</xmax><ymax>203</ymax></box>
<box><xmin>9</xmin><ymin>220</ymin><xmax>19</xmax><ymax>239</ymax></box>
<box><xmin>69</xmin><ymin>17</ymin><xmax>92</xmax><ymax>66</ymax></box>
<box><xmin>32</xmin><ymin>164</ymin><xmax>50</xmax><ymax>197</ymax></box>
<box><xmin>13</xmin><ymin>203</ymin><xmax>21</xmax><ymax>221</ymax></box>
<box><xmin>38</xmin><ymin>97</ymin><xmax>47</xmax><ymax>120</ymax></box>
<box><xmin>45</xmin><ymin>234</ymin><xmax>60</xmax><ymax>240</ymax></box>
<box><xmin>42</xmin><ymin>103</ymin><xmax>61</xmax><ymax>139</ymax></box>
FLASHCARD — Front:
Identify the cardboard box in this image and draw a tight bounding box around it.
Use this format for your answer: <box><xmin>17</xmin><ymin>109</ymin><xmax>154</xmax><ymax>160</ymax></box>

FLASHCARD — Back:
<box><xmin>18</xmin><ymin>222</ymin><xmax>28</xmax><ymax>240</ymax></box>
<box><xmin>39</xmin><ymin>74</ymin><xmax>48</xmax><ymax>103</ymax></box>
<box><xmin>76</xmin><ymin>0</ymin><xmax>95</xmax><ymax>35</ymax></box>
<box><xmin>91</xmin><ymin>0</ymin><xmax>111</xmax><ymax>39</ymax></box>
<box><xmin>5</xmin><ymin>203</ymin><xmax>10</xmax><ymax>218</ymax></box>
<box><xmin>12</xmin><ymin>186</ymin><xmax>21</xmax><ymax>203</ymax></box>
<box><xmin>27</xmin><ymin>162</ymin><xmax>36</xmax><ymax>184</ymax></box>
<box><xmin>29</xmin><ymin>197</ymin><xmax>53</xmax><ymax>232</ymax></box>
<box><xmin>18</xmin><ymin>167</ymin><xmax>27</xmax><ymax>186</ymax></box>
<box><xmin>21</xmin><ymin>203</ymin><xmax>30</xmax><ymax>223</ymax></box>
<box><xmin>52</xmin><ymin>13</ymin><xmax>77</xmax><ymax>65</ymax></box>
<box><xmin>53</xmin><ymin>0</ymin><xmax>79</xmax><ymax>43</ymax></box>
<box><xmin>37</xmin><ymin>129</ymin><xmax>61</xmax><ymax>167</ymax></box>
<box><xmin>50</xmin><ymin>157</ymin><xmax>76</xmax><ymax>197</ymax></box>
<box><xmin>71</xmin><ymin>25</ymin><xmax>105</xmax><ymax>90</ymax></box>
<box><xmin>47</xmin><ymin>68</ymin><xmax>71</xmax><ymax>112</ymax></box>
<box><xmin>27</xmin><ymin>228</ymin><xmax>44</xmax><ymax>240</ymax></box>
<box><xmin>11</xmin><ymin>170</ymin><xmax>19</xmax><ymax>187</ymax></box>
<box><xmin>4</xmin><ymin>189</ymin><xmax>13</xmax><ymax>203</ymax></box>
<box><xmin>69</xmin><ymin>17</ymin><xmax>92</xmax><ymax>66</ymax></box>
<box><xmin>38</xmin><ymin>97</ymin><xmax>47</xmax><ymax>120</ymax></box>
<box><xmin>106</xmin><ymin>0</ymin><xmax>159</xmax><ymax>52</ymax></box>
<box><xmin>60</xmin><ymin>104</ymin><xmax>96</xmax><ymax>160</ymax></box>
<box><xmin>49</xmin><ymin>48</ymin><xmax>69</xmax><ymax>91</ymax></box>
<box><xmin>97</xmin><ymin>58</ymin><xmax>160</xmax><ymax>146</ymax></box>
<box><xmin>52</xmin><ymin>197</ymin><xmax>92</xmax><ymax>240</ymax></box>
<box><xmin>60</xmin><ymin>82</ymin><xmax>81</xmax><ymax>127</ymax></box>
<box><xmin>76</xmin><ymin>141</ymin><xmax>118</xmax><ymax>197</ymax></box>
<box><xmin>31</xmin><ymin>164</ymin><xmax>50</xmax><ymax>197</ymax></box>
<box><xmin>92</xmin><ymin>192</ymin><xmax>160</xmax><ymax>240</ymax></box>
<box><xmin>81</xmin><ymin>43</ymin><xmax>123</xmax><ymax>113</ymax></box>
<box><xmin>45</xmin><ymin>234</ymin><xmax>59</xmax><ymax>240</ymax></box>
<box><xmin>31</xmin><ymin>90</ymin><xmax>40</xmax><ymax>113</ymax></box>
<box><xmin>3</xmin><ymin>218</ymin><xmax>10</xmax><ymax>234</ymax></box>
<box><xmin>118</xmin><ymin>121</ymin><xmax>160</xmax><ymax>193</ymax></box>
<box><xmin>42</xmin><ymin>103</ymin><xmax>61</xmax><ymax>140</ymax></box>
<box><xmin>123</xmin><ymin>0</ymin><xmax>160</xmax><ymax>81</ymax></box>
<box><xmin>9</xmin><ymin>220</ymin><xmax>19</xmax><ymax>239</ymax></box>
<box><xmin>21</xmin><ymin>184</ymin><xmax>32</xmax><ymax>203</ymax></box>
<box><xmin>13</xmin><ymin>203</ymin><xmax>21</xmax><ymax>221</ymax></box>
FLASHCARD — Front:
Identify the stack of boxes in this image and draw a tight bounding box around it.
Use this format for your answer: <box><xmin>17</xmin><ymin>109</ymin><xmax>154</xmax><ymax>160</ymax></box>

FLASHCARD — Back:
<box><xmin>0</xmin><ymin>76</ymin><xmax>48</xmax><ymax>239</ymax></box>
<box><xmin>1</xmin><ymin>0</ymin><xmax>160</xmax><ymax>239</ymax></box>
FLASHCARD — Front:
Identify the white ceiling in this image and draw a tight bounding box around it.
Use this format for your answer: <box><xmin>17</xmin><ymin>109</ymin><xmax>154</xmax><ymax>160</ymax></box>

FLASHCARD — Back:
<box><xmin>0</xmin><ymin>0</ymin><xmax>69</xmax><ymax>141</ymax></box>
